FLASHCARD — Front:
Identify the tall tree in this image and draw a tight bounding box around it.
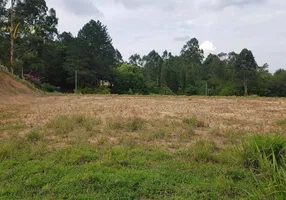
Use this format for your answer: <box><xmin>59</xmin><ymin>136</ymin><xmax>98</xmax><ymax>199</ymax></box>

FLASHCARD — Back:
<box><xmin>64</xmin><ymin>20</ymin><xmax>117</xmax><ymax>88</ymax></box>
<box><xmin>235</xmin><ymin>49</ymin><xmax>258</xmax><ymax>96</ymax></box>
<box><xmin>180</xmin><ymin>38</ymin><xmax>204</xmax><ymax>91</ymax></box>
<box><xmin>142</xmin><ymin>50</ymin><xmax>163</xmax><ymax>87</ymax></box>
<box><xmin>129</xmin><ymin>54</ymin><xmax>142</xmax><ymax>67</ymax></box>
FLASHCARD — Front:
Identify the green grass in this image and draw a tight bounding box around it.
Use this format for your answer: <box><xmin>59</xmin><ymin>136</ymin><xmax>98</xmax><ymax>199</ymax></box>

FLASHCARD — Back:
<box><xmin>0</xmin><ymin>115</ymin><xmax>285</xmax><ymax>199</ymax></box>
<box><xmin>0</xmin><ymin>139</ymin><xmax>252</xmax><ymax>199</ymax></box>
<box><xmin>239</xmin><ymin>135</ymin><xmax>286</xmax><ymax>199</ymax></box>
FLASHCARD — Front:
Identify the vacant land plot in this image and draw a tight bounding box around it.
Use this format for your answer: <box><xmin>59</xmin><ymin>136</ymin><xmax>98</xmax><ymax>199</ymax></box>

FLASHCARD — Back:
<box><xmin>0</xmin><ymin>95</ymin><xmax>285</xmax><ymax>199</ymax></box>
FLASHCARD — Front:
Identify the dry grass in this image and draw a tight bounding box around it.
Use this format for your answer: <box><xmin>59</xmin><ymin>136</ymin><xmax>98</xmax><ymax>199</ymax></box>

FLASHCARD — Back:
<box><xmin>0</xmin><ymin>95</ymin><xmax>285</xmax><ymax>149</ymax></box>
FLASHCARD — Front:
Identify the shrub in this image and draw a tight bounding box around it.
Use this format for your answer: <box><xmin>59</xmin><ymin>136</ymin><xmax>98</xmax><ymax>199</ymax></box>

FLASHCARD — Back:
<box><xmin>41</xmin><ymin>83</ymin><xmax>57</xmax><ymax>92</ymax></box>
<box><xmin>148</xmin><ymin>86</ymin><xmax>174</xmax><ymax>95</ymax></box>
<box><xmin>24</xmin><ymin>74</ymin><xmax>41</xmax><ymax>87</ymax></box>
<box><xmin>77</xmin><ymin>86</ymin><xmax>111</xmax><ymax>94</ymax></box>
<box><xmin>185</xmin><ymin>86</ymin><xmax>199</xmax><ymax>96</ymax></box>
<box><xmin>0</xmin><ymin>64</ymin><xmax>8</xmax><ymax>72</ymax></box>
<box><xmin>219</xmin><ymin>83</ymin><xmax>239</xmax><ymax>96</ymax></box>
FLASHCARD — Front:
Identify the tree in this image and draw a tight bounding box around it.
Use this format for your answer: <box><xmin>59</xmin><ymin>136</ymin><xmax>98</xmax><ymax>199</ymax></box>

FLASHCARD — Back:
<box><xmin>129</xmin><ymin>54</ymin><xmax>142</xmax><ymax>67</ymax></box>
<box><xmin>269</xmin><ymin>69</ymin><xmax>286</xmax><ymax>97</ymax></box>
<box><xmin>113</xmin><ymin>63</ymin><xmax>146</xmax><ymax>94</ymax></box>
<box><xmin>235</xmin><ymin>49</ymin><xmax>258</xmax><ymax>96</ymax></box>
<box><xmin>0</xmin><ymin>0</ymin><xmax>9</xmax><ymax>65</ymax></box>
<box><xmin>10</xmin><ymin>0</ymin><xmax>15</xmax><ymax>69</ymax></box>
<box><xmin>180</xmin><ymin>38</ymin><xmax>204</xmax><ymax>92</ymax></box>
<box><xmin>142</xmin><ymin>50</ymin><xmax>163</xmax><ymax>87</ymax></box>
<box><xmin>64</xmin><ymin>20</ymin><xmax>117</xmax><ymax>88</ymax></box>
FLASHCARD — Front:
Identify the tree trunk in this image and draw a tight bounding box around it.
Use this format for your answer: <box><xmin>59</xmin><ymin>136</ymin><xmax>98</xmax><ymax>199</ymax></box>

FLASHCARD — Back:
<box><xmin>244</xmin><ymin>78</ymin><xmax>248</xmax><ymax>96</ymax></box>
<box><xmin>10</xmin><ymin>0</ymin><xmax>14</xmax><ymax>71</ymax></box>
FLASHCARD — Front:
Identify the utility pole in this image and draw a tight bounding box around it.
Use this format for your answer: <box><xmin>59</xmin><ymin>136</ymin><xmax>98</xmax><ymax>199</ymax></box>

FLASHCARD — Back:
<box><xmin>21</xmin><ymin>68</ymin><xmax>24</xmax><ymax>79</ymax></box>
<box><xmin>75</xmin><ymin>70</ymin><xmax>78</xmax><ymax>93</ymax></box>
<box><xmin>10</xmin><ymin>0</ymin><xmax>15</xmax><ymax>72</ymax></box>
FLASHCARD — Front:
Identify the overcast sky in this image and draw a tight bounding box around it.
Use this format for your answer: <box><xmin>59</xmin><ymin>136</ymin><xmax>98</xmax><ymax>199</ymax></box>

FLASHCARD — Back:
<box><xmin>45</xmin><ymin>0</ymin><xmax>286</xmax><ymax>73</ymax></box>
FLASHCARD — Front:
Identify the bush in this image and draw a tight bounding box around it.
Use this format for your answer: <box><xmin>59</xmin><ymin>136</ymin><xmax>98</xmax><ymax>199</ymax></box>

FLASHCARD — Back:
<box><xmin>77</xmin><ymin>86</ymin><xmax>111</xmax><ymax>94</ymax></box>
<box><xmin>219</xmin><ymin>83</ymin><xmax>239</xmax><ymax>96</ymax></box>
<box><xmin>148</xmin><ymin>86</ymin><xmax>174</xmax><ymax>95</ymax></box>
<box><xmin>41</xmin><ymin>83</ymin><xmax>57</xmax><ymax>92</ymax></box>
<box><xmin>0</xmin><ymin>64</ymin><xmax>8</xmax><ymax>72</ymax></box>
<box><xmin>185</xmin><ymin>86</ymin><xmax>199</xmax><ymax>96</ymax></box>
<box><xmin>24</xmin><ymin>74</ymin><xmax>41</xmax><ymax>87</ymax></box>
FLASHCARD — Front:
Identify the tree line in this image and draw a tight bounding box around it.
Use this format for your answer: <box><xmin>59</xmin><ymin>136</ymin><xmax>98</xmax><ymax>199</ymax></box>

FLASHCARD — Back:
<box><xmin>0</xmin><ymin>0</ymin><xmax>285</xmax><ymax>96</ymax></box>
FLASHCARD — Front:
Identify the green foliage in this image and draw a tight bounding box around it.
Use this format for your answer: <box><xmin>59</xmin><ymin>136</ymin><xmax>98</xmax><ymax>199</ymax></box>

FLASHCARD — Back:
<box><xmin>240</xmin><ymin>135</ymin><xmax>286</xmax><ymax>199</ymax></box>
<box><xmin>41</xmin><ymin>83</ymin><xmax>57</xmax><ymax>92</ymax></box>
<box><xmin>77</xmin><ymin>86</ymin><xmax>111</xmax><ymax>94</ymax></box>
<box><xmin>148</xmin><ymin>85</ymin><xmax>174</xmax><ymax>95</ymax></box>
<box><xmin>113</xmin><ymin>63</ymin><xmax>147</xmax><ymax>94</ymax></box>
<box><xmin>241</xmin><ymin>135</ymin><xmax>286</xmax><ymax>169</ymax></box>
<box><xmin>219</xmin><ymin>83</ymin><xmax>239</xmax><ymax>96</ymax></box>
<box><xmin>0</xmin><ymin>1</ymin><xmax>285</xmax><ymax>96</ymax></box>
<box><xmin>0</xmin><ymin>64</ymin><xmax>8</xmax><ymax>72</ymax></box>
<box><xmin>185</xmin><ymin>85</ymin><xmax>199</xmax><ymax>96</ymax></box>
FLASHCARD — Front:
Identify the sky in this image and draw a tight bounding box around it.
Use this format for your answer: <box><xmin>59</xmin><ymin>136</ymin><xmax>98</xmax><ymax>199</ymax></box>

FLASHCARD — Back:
<box><xmin>45</xmin><ymin>0</ymin><xmax>286</xmax><ymax>73</ymax></box>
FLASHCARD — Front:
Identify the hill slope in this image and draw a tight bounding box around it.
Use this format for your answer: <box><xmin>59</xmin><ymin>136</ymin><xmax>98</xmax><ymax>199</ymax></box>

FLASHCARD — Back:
<box><xmin>0</xmin><ymin>72</ymin><xmax>35</xmax><ymax>102</ymax></box>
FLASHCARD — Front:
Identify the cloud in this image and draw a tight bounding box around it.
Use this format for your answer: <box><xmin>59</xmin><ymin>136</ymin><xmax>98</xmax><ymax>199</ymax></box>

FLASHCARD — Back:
<box><xmin>62</xmin><ymin>0</ymin><xmax>103</xmax><ymax>17</ymax></box>
<box><xmin>173</xmin><ymin>36</ymin><xmax>190</xmax><ymax>42</ymax></box>
<box><xmin>200</xmin><ymin>0</ymin><xmax>267</xmax><ymax>10</ymax></box>
<box><xmin>200</xmin><ymin>41</ymin><xmax>216</xmax><ymax>51</ymax></box>
<box><xmin>115</xmin><ymin>0</ymin><xmax>154</xmax><ymax>9</ymax></box>
<box><xmin>114</xmin><ymin>0</ymin><xmax>178</xmax><ymax>11</ymax></box>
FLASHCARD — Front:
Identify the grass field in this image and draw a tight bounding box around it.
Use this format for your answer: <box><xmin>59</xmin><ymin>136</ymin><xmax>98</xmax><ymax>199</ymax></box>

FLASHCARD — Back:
<box><xmin>0</xmin><ymin>95</ymin><xmax>285</xmax><ymax>199</ymax></box>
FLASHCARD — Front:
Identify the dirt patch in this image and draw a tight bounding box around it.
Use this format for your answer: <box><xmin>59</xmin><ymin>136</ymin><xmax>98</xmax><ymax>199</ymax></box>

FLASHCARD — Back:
<box><xmin>0</xmin><ymin>72</ymin><xmax>35</xmax><ymax>103</ymax></box>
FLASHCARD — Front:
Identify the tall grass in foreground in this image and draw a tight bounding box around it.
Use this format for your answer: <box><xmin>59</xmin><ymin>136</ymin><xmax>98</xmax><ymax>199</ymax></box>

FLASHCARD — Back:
<box><xmin>240</xmin><ymin>135</ymin><xmax>286</xmax><ymax>199</ymax></box>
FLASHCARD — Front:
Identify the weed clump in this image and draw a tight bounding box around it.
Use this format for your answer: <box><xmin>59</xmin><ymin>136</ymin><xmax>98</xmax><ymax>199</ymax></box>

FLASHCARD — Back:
<box><xmin>182</xmin><ymin>116</ymin><xmax>206</xmax><ymax>128</ymax></box>
<box><xmin>26</xmin><ymin>131</ymin><xmax>42</xmax><ymax>142</ymax></box>
<box><xmin>108</xmin><ymin>117</ymin><xmax>146</xmax><ymax>132</ymax></box>
<box><xmin>241</xmin><ymin>135</ymin><xmax>286</xmax><ymax>169</ymax></box>
<box><xmin>45</xmin><ymin>115</ymin><xmax>100</xmax><ymax>134</ymax></box>
<box><xmin>240</xmin><ymin>135</ymin><xmax>286</xmax><ymax>199</ymax></box>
